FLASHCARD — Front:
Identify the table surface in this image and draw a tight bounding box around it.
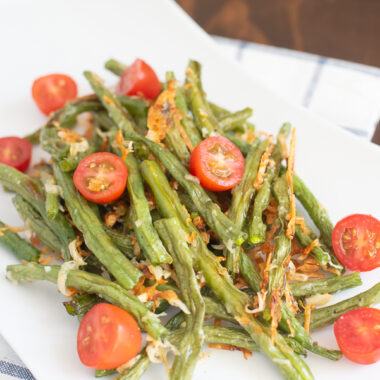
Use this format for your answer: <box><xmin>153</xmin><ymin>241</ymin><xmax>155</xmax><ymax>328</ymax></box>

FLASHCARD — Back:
<box><xmin>176</xmin><ymin>0</ymin><xmax>380</xmax><ymax>68</ymax></box>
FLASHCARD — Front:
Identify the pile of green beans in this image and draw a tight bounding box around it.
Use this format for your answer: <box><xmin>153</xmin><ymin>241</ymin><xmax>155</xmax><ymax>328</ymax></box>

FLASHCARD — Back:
<box><xmin>1</xmin><ymin>58</ymin><xmax>379</xmax><ymax>380</ymax></box>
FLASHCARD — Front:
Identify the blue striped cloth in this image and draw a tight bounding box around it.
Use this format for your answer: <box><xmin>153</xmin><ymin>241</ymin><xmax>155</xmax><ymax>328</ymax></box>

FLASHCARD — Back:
<box><xmin>1</xmin><ymin>37</ymin><xmax>380</xmax><ymax>380</ymax></box>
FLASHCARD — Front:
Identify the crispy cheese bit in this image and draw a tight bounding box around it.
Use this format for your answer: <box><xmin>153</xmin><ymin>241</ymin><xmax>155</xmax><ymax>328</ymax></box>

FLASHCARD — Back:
<box><xmin>208</xmin><ymin>344</ymin><xmax>252</xmax><ymax>359</ymax></box>
<box><xmin>115</xmin><ymin>130</ymin><xmax>133</xmax><ymax>161</ymax></box>
<box><xmin>254</xmin><ymin>136</ymin><xmax>275</xmax><ymax>191</ymax></box>
<box><xmin>295</xmin><ymin>216</ymin><xmax>310</xmax><ymax>234</ymax></box>
<box><xmin>147</xmin><ymin>80</ymin><xmax>183</xmax><ymax>144</ymax></box>
<box><xmin>186</xmin><ymin>231</ymin><xmax>197</xmax><ymax>244</ymax></box>
<box><xmin>286</xmin><ymin>128</ymin><xmax>296</xmax><ymax>239</ymax></box>
<box><xmin>55</xmin><ymin>123</ymin><xmax>89</xmax><ymax>157</ymax></box>
<box><xmin>184</xmin><ymin>82</ymin><xmax>193</xmax><ymax>89</ymax></box>
<box><xmin>286</xmin><ymin>319</ymin><xmax>295</xmax><ymax>337</ymax></box>
<box><xmin>103</xmin><ymin>95</ymin><xmax>114</xmax><ymax>105</ymax></box>
<box><xmin>284</xmin><ymin>281</ymin><xmax>299</xmax><ymax>314</ymax></box>
<box><xmin>270</xmin><ymin>290</ymin><xmax>282</xmax><ymax>345</ymax></box>
<box><xmin>193</xmin><ymin>215</ymin><xmax>206</xmax><ymax>230</ymax></box>
<box><xmin>104</xmin><ymin>211</ymin><xmax>119</xmax><ymax>228</ymax></box>
<box><xmin>245</xmin><ymin>290</ymin><xmax>267</xmax><ymax>314</ymax></box>
<box><xmin>298</xmin><ymin>238</ymin><xmax>319</xmax><ymax>261</ymax></box>
<box><xmin>68</xmin><ymin>238</ymin><xmax>87</xmax><ymax>267</ymax></box>
<box><xmin>216</xmin><ymin>256</ymin><xmax>226</xmax><ymax>263</ymax></box>
<box><xmin>296</xmin><ymin>256</ymin><xmax>325</xmax><ymax>278</ymax></box>
<box><xmin>0</xmin><ymin>225</ymin><xmax>24</xmax><ymax>236</ymax></box>
<box><xmin>303</xmin><ymin>304</ymin><xmax>315</xmax><ymax>335</ymax></box>
<box><xmin>38</xmin><ymin>254</ymin><xmax>53</xmax><ymax>265</ymax></box>
<box><xmin>277</xmin><ymin>133</ymin><xmax>289</xmax><ymax>159</ymax></box>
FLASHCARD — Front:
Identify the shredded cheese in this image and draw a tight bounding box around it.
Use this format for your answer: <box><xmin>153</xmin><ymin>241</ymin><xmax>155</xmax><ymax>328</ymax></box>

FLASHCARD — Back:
<box><xmin>286</xmin><ymin>128</ymin><xmax>296</xmax><ymax>239</ymax></box>
<box><xmin>68</xmin><ymin>239</ymin><xmax>86</xmax><ymax>267</ymax></box>
<box><xmin>57</xmin><ymin>261</ymin><xmax>77</xmax><ymax>296</ymax></box>
<box><xmin>254</xmin><ymin>136</ymin><xmax>274</xmax><ymax>191</ymax></box>
<box><xmin>115</xmin><ymin>130</ymin><xmax>133</xmax><ymax>161</ymax></box>
<box><xmin>303</xmin><ymin>304</ymin><xmax>315</xmax><ymax>334</ymax></box>
<box><xmin>305</xmin><ymin>293</ymin><xmax>333</xmax><ymax>307</ymax></box>
<box><xmin>295</xmin><ymin>216</ymin><xmax>310</xmax><ymax>234</ymax></box>
<box><xmin>145</xmin><ymin>335</ymin><xmax>179</xmax><ymax>364</ymax></box>
<box><xmin>44</xmin><ymin>183</ymin><xmax>63</xmax><ymax>196</ymax></box>
<box><xmin>298</xmin><ymin>238</ymin><xmax>319</xmax><ymax>261</ymax></box>
<box><xmin>0</xmin><ymin>225</ymin><xmax>24</xmax><ymax>236</ymax></box>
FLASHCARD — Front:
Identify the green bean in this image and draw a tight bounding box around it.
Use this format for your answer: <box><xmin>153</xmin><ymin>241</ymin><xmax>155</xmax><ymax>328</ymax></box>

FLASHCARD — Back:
<box><xmin>63</xmin><ymin>293</ymin><xmax>102</xmax><ymax>321</ymax></box>
<box><xmin>104</xmin><ymin>58</ymin><xmax>127</xmax><ymax>76</ymax></box>
<box><xmin>12</xmin><ymin>195</ymin><xmax>62</xmax><ymax>254</ymax></box>
<box><xmin>293</xmin><ymin>174</ymin><xmax>333</xmax><ymax>248</ymax></box>
<box><xmin>267</xmin><ymin>175</ymin><xmax>292</xmax><ymax>297</ymax></box>
<box><xmin>0</xmin><ymin>165</ymin><xmax>76</xmax><ymax>260</ymax></box>
<box><xmin>53</xmin><ymin>162</ymin><xmax>141</xmax><ymax>289</ymax></box>
<box><xmin>118</xmin><ymin>96</ymin><xmax>149</xmax><ymax>118</ymax></box>
<box><xmin>39</xmin><ymin>169</ymin><xmax>59</xmax><ymax>220</ymax></box>
<box><xmin>226</xmin><ymin>138</ymin><xmax>267</xmax><ymax>273</ymax></box>
<box><xmin>239</xmin><ymin>251</ymin><xmax>261</xmax><ymax>293</ymax></box>
<box><xmin>249</xmin><ymin>123</ymin><xmax>291</xmax><ymax>245</ymax></box>
<box><xmin>140</xmin><ymin>161</ymin><xmax>313</xmax><ymax>380</ymax></box>
<box><xmin>219</xmin><ymin>107</ymin><xmax>253</xmax><ymax>131</ymax></box>
<box><xmin>83</xmin><ymin>71</ymin><xmax>172</xmax><ymax>266</ymax></box>
<box><xmin>279</xmin><ymin>304</ymin><xmax>341</xmax><ymax>360</ymax></box>
<box><xmin>225</xmin><ymin>133</ymin><xmax>251</xmax><ymax>156</ymax></box>
<box><xmin>25</xmin><ymin>97</ymin><xmax>102</xmax><ymax>144</ymax></box>
<box><xmin>95</xmin><ymin>369</ymin><xmax>117</xmax><ymax>378</ymax></box>
<box><xmin>6</xmin><ymin>264</ymin><xmax>166</xmax><ymax>339</ymax></box>
<box><xmin>185</xmin><ymin>60</ymin><xmax>222</xmax><ymax>137</ymax></box>
<box><xmin>155</xmin><ymin>218</ymin><xmax>205</xmax><ymax>380</ymax></box>
<box><xmin>290</xmin><ymin>272</ymin><xmax>362</xmax><ymax>298</ymax></box>
<box><xmin>0</xmin><ymin>220</ymin><xmax>40</xmax><ymax>262</ymax></box>
<box><xmin>102</xmin><ymin>226</ymin><xmax>134</xmax><ymax>259</ymax></box>
<box><xmin>296</xmin><ymin>282</ymin><xmax>380</xmax><ymax>331</ymax></box>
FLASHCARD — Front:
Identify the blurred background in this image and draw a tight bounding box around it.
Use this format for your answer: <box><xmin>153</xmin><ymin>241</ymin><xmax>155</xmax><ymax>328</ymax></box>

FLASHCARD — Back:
<box><xmin>176</xmin><ymin>0</ymin><xmax>380</xmax><ymax>66</ymax></box>
<box><xmin>176</xmin><ymin>0</ymin><xmax>380</xmax><ymax>143</ymax></box>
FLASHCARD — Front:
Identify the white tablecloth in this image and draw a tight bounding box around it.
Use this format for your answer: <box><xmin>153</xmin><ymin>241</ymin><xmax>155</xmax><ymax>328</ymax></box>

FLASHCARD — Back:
<box><xmin>1</xmin><ymin>36</ymin><xmax>380</xmax><ymax>380</ymax></box>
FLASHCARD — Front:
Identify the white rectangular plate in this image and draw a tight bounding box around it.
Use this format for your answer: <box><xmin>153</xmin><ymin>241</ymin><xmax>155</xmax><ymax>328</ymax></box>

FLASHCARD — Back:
<box><xmin>0</xmin><ymin>0</ymin><xmax>379</xmax><ymax>379</ymax></box>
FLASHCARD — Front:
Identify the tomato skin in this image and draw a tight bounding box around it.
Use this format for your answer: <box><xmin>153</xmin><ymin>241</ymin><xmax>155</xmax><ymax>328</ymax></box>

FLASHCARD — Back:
<box><xmin>334</xmin><ymin>308</ymin><xmax>380</xmax><ymax>365</ymax></box>
<box><xmin>0</xmin><ymin>137</ymin><xmax>32</xmax><ymax>172</ymax></box>
<box><xmin>77</xmin><ymin>303</ymin><xmax>142</xmax><ymax>369</ymax></box>
<box><xmin>32</xmin><ymin>74</ymin><xmax>77</xmax><ymax>115</ymax></box>
<box><xmin>116</xmin><ymin>59</ymin><xmax>161</xmax><ymax>100</ymax></box>
<box><xmin>332</xmin><ymin>214</ymin><xmax>380</xmax><ymax>272</ymax></box>
<box><xmin>73</xmin><ymin>152</ymin><xmax>127</xmax><ymax>204</ymax></box>
<box><xmin>190</xmin><ymin>136</ymin><xmax>244</xmax><ymax>191</ymax></box>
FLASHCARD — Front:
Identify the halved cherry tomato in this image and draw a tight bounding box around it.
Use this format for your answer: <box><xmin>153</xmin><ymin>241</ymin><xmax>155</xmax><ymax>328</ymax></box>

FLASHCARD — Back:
<box><xmin>334</xmin><ymin>308</ymin><xmax>380</xmax><ymax>364</ymax></box>
<box><xmin>190</xmin><ymin>136</ymin><xmax>244</xmax><ymax>191</ymax></box>
<box><xmin>116</xmin><ymin>59</ymin><xmax>161</xmax><ymax>100</ymax></box>
<box><xmin>73</xmin><ymin>152</ymin><xmax>127</xmax><ymax>204</ymax></box>
<box><xmin>0</xmin><ymin>137</ymin><xmax>32</xmax><ymax>172</ymax></box>
<box><xmin>77</xmin><ymin>303</ymin><xmax>142</xmax><ymax>369</ymax></box>
<box><xmin>332</xmin><ymin>214</ymin><xmax>380</xmax><ymax>272</ymax></box>
<box><xmin>32</xmin><ymin>74</ymin><xmax>77</xmax><ymax>115</ymax></box>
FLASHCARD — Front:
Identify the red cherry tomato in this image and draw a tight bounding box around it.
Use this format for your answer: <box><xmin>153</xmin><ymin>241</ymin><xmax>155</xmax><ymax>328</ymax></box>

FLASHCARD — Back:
<box><xmin>116</xmin><ymin>59</ymin><xmax>161</xmax><ymax>100</ymax></box>
<box><xmin>73</xmin><ymin>152</ymin><xmax>127</xmax><ymax>204</ymax></box>
<box><xmin>334</xmin><ymin>308</ymin><xmax>380</xmax><ymax>364</ymax></box>
<box><xmin>0</xmin><ymin>137</ymin><xmax>32</xmax><ymax>172</ymax></box>
<box><xmin>77</xmin><ymin>303</ymin><xmax>142</xmax><ymax>370</ymax></box>
<box><xmin>32</xmin><ymin>74</ymin><xmax>77</xmax><ymax>115</ymax></box>
<box><xmin>332</xmin><ymin>214</ymin><xmax>380</xmax><ymax>272</ymax></box>
<box><xmin>190</xmin><ymin>136</ymin><xmax>244</xmax><ymax>191</ymax></box>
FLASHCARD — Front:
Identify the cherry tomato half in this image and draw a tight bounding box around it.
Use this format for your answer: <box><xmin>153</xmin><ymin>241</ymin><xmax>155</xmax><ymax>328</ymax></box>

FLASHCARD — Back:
<box><xmin>334</xmin><ymin>308</ymin><xmax>380</xmax><ymax>364</ymax></box>
<box><xmin>0</xmin><ymin>137</ymin><xmax>32</xmax><ymax>172</ymax></box>
<box><xmin>32</xmin><ymin>74</ymin><xmax>77</xmax><ymax>115</ymax></box>
<box><xmin>77</xmin><ymin>303</ymin><xmax>142</xmax><ymax>370</ymax></box>
<box><xmin>332</xmin><ymin>214</ymin><xmax>380</xmax><ymax>272</ymax></box>
<box><xmin>116</xmin><ymin>59</ymin><xmax>161</xmax><ymax>100</ymax></box>
<box><xmin>190</xmin><ymin>136</ymin><xmax>244</xmax><ymax>191</ymax></box>
<box><xmin>73</xmin><ymin>152</ymin><xmax>127</xmax><ymax>204</ymax></box>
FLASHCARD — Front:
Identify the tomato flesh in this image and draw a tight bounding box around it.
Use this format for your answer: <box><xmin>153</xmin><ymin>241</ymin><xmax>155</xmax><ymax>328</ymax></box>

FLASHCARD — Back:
<box><xmin>0</xmin><ymin>137</ymin><xmax>32</xmax><ymax>172</ymax></box>
<box><xmin>73</xmin><ymin>152</ymin><xmax>127</xmax><ymax>204</ymax></box>
<box><xmin>332</xmin><ymin>214</ymin><xmax>380</xmax><ymax>272</ymax></box>
<box><xmin>77</xmin><ymin>303</ymin><xmax>142</xmax><ymax>369</ymax></box>
<box><xmin>116</xmin><ymin>59</ymin><xmax>161</xmax><ymax>100</ymax></box>
<box><xmin>32</xmin><ymin>74</ymin><xmax>77</xmax><ymax>115</ymax></box>
<box><xmin>334</xmin><ymin>308</ymin><xmax>380</xmax><ymax>364</ymax></box>
<box><xmin>190</xmin><ymin>136</ymin><xmax>244</xmax><ymax>191</ymax></box>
